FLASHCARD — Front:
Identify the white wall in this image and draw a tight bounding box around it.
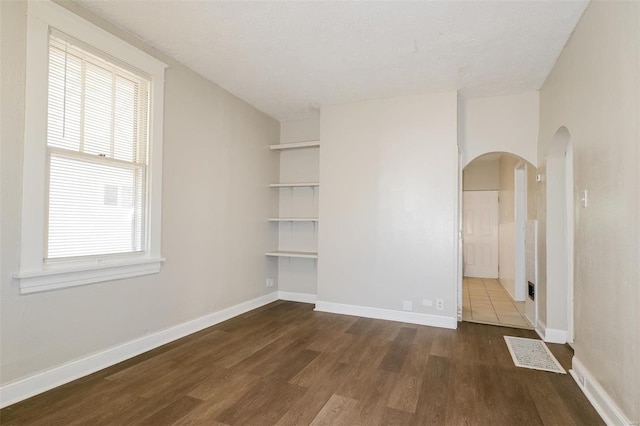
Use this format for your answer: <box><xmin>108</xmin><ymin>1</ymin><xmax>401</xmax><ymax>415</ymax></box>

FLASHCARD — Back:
<box><xmin>318</xmin><ymin>92</ymin><xmax>458</xmax><ymax>323</ymax></box>
<box><xmin>280</xmin><ymin>115</ymin><xmax>320</xmax><ymax>145</ymax></box>
<box><xmin>462</xmin><ymin>159</ymin><xmax>499</xmax><ymax>191</ymax></box>
<box><xmin>0</xmin><ymin>0</ymin><xmax>279</xmax><ymax>386</ymax></box>
<box><xmin>459</xmin><ymin>92</ymin><xmax>539</xmax><ymax>167</ymax></box>
<box><xmin>275</xmin><ymin>117</ymin><xmax>320</xmax><ymax>295</ymax></box>
<box><xmin>537</xmin><ymin>1</ymin><xmax>640</xmax><ymax>420</ymax></box>
<box><xmin>498</xmin><ymin>156</ymin><xmax>518</xmax><ymax>299</ymax></box>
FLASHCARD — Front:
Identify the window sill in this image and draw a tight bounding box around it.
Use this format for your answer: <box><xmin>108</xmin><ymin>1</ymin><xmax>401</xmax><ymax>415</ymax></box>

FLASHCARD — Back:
<box><xmin>15</xmin><ymin>257</ymin><xmax>165</xmax><ymax>294</ymax></box>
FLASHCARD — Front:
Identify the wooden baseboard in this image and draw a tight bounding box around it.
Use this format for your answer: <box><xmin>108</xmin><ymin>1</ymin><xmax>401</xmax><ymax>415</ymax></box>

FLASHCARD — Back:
<box><xmin>570</xmin><ymin>356</ymin><xmax>637</xmax><ymax>425</ymax></box>
<box><xmin>277</xmin><ymin>291</ymin><xmax>316</xmax><ymax>304</ymax></box>
<box><xmin>315</xmin><ymin>300</ymin><xmax>457</xmax><ymax>329</ymax></box>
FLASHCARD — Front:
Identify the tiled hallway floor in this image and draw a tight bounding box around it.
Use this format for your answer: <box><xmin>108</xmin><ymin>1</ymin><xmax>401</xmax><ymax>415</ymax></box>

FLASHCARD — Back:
<box><xmin>462</xmin><ymin>277</ymin><xmax>533</xmax><ymax>329</ymax></box>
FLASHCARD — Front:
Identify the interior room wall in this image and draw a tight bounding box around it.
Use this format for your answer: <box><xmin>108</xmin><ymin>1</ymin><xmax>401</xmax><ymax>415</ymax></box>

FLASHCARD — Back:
<box><xmin>537</xmin><ymin>1</ymin><xmax>639</xmax><ymax>419</ymax></box>
<box><xmin>275</xmin><ymin>117</ymin><xmax>320</xmax><ymax>295</ymax></box>
<box><xmin>527</xmin><ymin>164</ymin><xmax>537</xmax><ymax>221</ymax></box>
<box><xmin>318</xmin><ymin>92</ymin><xmax>458</xmax><ymax>323</ymax></box>
<box><xmin>459</xmin><ymin>92</ymin><xmax>539</xmax><ymax>167</ymax></box>
<box><xmin>0</xmin><ymin>0</ymin><xmax>280</xmax><ymax>386</ymax></box>
<box><xmin>462</xmin><ymin>159</ymin><xmax>499</xmax><ymax>191</ymax></box>
<box><xmin>498</xmin><ymin>156</ymin><xmax>519</xmax><ymax>299</ymax></box>
<box><xmin>280</xmin><ymin>115</ymin><xmax>320</xmax><ymax>144</ymax></box>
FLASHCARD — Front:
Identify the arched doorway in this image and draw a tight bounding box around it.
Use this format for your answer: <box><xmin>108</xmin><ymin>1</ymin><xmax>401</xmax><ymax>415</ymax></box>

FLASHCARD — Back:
<box><xmin>543</xmin><ymin>126</ymin><xmax>574</xmax><ymax>344</ymax></box>
<box><xmin>460</xmin><ymin>152</ymin><xmax>536</xmax><ymax>329</ymax></box>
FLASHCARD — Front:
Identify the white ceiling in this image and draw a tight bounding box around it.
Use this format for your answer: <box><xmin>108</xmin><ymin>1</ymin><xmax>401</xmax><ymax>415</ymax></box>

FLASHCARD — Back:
<box><xmin>76</xmin><ymin>0</ymin><xmax>588</xmax><ymax>121</ymax></box>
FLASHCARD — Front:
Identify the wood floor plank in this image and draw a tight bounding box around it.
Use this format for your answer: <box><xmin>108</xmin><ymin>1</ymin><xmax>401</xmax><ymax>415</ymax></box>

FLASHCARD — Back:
<box><xmin>379</xmin><ymin>327</ymin><xmax>417</xmax><ymax>373</ymax></box>
<box><xmin>87</xmin><ymin>396</ymin><xmax>158</xmax><ymax>426</ymax></box>
<box><xmin>304</xmin><ymin>319</ymin><xmax>358</xmax><ymax>353</ymax></box>
<box><xmin>485</xmin><ymin>324</ymin><xmax>526</xmax><ymax>370</ymax></box>
<box><xmin>334</xmin><ymin>339</ymin><xmax>392</xmax><ymax>400</ymax></box>
<box><xmin>386</xmin><ymin>341</ymin><xmax>430</xmax><ymax>413</ymax></box>
<box><xmin>344</xmin><ymin>317</ymin><xmax>374</xmax><ymax>335</ymax></box>
<box><xmin>494</xmin><ymin>365</ymin><xmax>545</xmax><ymax>426</ymax></box>
<box><xmin>139</xmin><ymin>361</ymin><xmax>221</xmax><ymax>401</ymax></box>
<box><xmin>25</xmin><ymin>378</ymin><xmax>140</xmax><ymax>426</ymax></box>
<box><xmin>205</xmin><ymin>322</ymin><xmax>303</xmax><ymax>368</ymax></box>
<box><xmin>224</xmin><ymin>326</ymin><xmax>314</xmax><ymax>373</ymax></box>
<box><xmin>138</xmin><ymin>395</ymin><xmax>202</xmax><ymax>426</ymax></box>
<box><xmin>213</xmin><ymin>377</ymin><xmax>306</xmax><ymax>425</ymax></box>
<box><xmin>472</xmin><ymin>362</ymin><xmax>510</xmax><ymax>425</ymax></box>
<box><xmin>548</xmin><ymin>370</ymin><xmax>605</xmax><ymax>425</ymax></box>
<box><xmin>106</xmin><ymin>330</ymin><xmax>230</xmax><ymax>382</ymax></box>
<box><xmin>345</xmin><ymin>369</ymin><xmax>398</xmax><ymax>425</ymax></box>
<box><xmin>413</xmin><ymin>355</ymin><xmax>450</xmax><ymax>426</ymax></box>
<box><xmin>444</xmin><ymin>358</ymin><xmax>483</xmax><ymax>425</ymax></box>
<box><xmin>380</xmin><ymin>407</ymin><xmax>414</xmax><ymax>425</ymax></box>
<box><xmin>288</xmin><ymin>339</ymin><xmax>353</xmax><ymax>388</ymax></box>
<box><xmin>519</xmin><ymin>369</ymin><xmax>580</xmax><ymax>426</ymax></box>
<box><xmin>182</xmin><ymin>373</ymin><xmax>262</xmax><ymax>421</ymax></box>
<box><xmin>546</xmin><ymin>342</ymin><xmax>574</xmax><ymax>370</ymax></box>
<box><xmin>336</xmin><ymin>333</ymin><xmax>373</xmax><ymax>365</ymax></box>
<box><xmin>454</xmin><ymin>322</ymin><xmax>490</xmax><ymax>364</ymax></box>
<box><xmin>0</xmin><ymin>302</ymin><xmax>605</xmax><ymax>426</ymax></box>
<box><xmin>429</xmin><ymin>327</ymin><xmax>456</xmax><ymax>358</ymax></box>
<box><xmin>0</xmin><ymin>376</ymin><xmax>113</xmax><ymax>425</ymax></box>
<box><xmin>253</xmin><ymin>348</ymin><xmax>320</xmax><ymax>382</ymax></box>
<box><xmin>187</xmin><ymin>369</ymin><xmax>259</xmax><ymax>401</ymax></box>
<box><xmin>276</xmin><ymin>361</ymin><xmax>353</xmax><ymax>426</ymax></box>
<box><xmin>309</xmin><ymin>394</ymin><xmax>359</xmax><ymax>426</ymax></box>
<box><xmin>369</xmin><ymin>318</ymin><xmax>403</xmax><ymax>342</ymax></box>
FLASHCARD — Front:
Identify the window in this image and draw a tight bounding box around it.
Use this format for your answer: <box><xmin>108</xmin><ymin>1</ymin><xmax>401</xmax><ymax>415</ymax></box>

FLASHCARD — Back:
<box><xmin>47</xmin><ymin>32</ymin><xmax>150</xmax><ymax>260</ymax></box>
<box><xmin>16</xmin><ymin>1</ymin><xmax>167</xmax><ymax>294</ymax></box>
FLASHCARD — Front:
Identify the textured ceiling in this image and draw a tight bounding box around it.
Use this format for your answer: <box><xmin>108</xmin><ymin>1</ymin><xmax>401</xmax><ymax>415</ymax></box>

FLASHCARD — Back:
<box><xmin>76</xmin><ymin>0</ymin><xmax>588</xmax><ymax>121</ymax></box>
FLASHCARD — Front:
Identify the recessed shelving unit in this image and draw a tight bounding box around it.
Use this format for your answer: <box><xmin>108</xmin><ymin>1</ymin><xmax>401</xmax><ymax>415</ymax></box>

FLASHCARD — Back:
<box><xmin>265</xmin><ymin>250</ymin><xmax>318</xmax><ymax>259</ymax></box>
<box><xmin>267</xmin><ymin>140</ymin><xmax>320</xmax><ymax>260</ymax></box>
<box><xmin>269</xmin><ymin>140</ymin><xmax>320</xmax><ymax>150</ymax></box>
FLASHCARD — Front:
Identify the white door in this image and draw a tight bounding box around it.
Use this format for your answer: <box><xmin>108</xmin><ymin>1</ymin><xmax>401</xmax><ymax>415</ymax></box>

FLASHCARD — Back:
<box><xmin>463</xmin><ymin>191</ymin><xmax>499</xmax><ymax>278</ymax></box>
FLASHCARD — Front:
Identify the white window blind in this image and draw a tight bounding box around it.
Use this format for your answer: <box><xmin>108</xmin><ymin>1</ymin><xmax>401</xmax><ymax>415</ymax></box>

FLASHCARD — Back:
<box><xmin>46</xmin><ymin>31</ymin><xmax>150</xmax><ymax>260</ymax></box>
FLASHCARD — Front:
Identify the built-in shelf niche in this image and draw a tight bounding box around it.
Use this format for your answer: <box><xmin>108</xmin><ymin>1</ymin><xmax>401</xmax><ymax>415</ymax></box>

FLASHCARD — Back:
<box><xmin>267</xmin><ymin>141</ymin><xmax>320</xmax><ymax>259</ymax></box>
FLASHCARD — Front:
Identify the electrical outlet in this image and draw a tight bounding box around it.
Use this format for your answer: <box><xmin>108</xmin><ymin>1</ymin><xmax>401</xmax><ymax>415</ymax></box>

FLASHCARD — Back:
<box><xmin>422</xmin><ymin>299</ymin><xmax>433</xmax><ymax>307</ymax></box>
<box><xmin>266</xmin><ymin>278</ymin><xmax>275</xmax><ymax>288</ymax></box>
<box><xmin>436</xmin><ymin>299</ymin><xmax>444</xmax><ymax>310</ymax></box>
<box><xmin>402</xmin><ymin>300</ymin><xmax>413</xmax><ymax>311</ymax></box>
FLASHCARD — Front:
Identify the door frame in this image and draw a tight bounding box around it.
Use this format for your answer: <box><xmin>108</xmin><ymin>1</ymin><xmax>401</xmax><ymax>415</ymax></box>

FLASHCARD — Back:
<box><xmin>458</xmin><ymin>152</ymin><xmax>536</xmax><ymax>325</ymax></box>
<box><xmin>514</xmin><ymin>162</ymin><xmax>527</xmax><ymax>301</ymax></box>
<box><xmin>565</xmin><ymin>144</ymin><xmax>575</xmax><ymax>344</ymax></box>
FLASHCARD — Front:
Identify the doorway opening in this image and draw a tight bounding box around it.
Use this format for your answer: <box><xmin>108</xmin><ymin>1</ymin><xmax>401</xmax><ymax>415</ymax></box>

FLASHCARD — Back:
<box><xmin>543</xmin><ymin>126</ymin><xmax>574</xmax><ymax>344</ymax></box>
<box><xmin>461</xmin><ymin>153</ymin><xmax>536</xmax><ymax>329</ymax></box>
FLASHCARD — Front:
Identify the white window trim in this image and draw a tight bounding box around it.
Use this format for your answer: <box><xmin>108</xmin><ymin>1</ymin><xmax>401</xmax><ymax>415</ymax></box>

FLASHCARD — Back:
<box><xmin>16</xmin><ymin>0</ymin><xmax>167</xmax><ymax>294</ymax></box>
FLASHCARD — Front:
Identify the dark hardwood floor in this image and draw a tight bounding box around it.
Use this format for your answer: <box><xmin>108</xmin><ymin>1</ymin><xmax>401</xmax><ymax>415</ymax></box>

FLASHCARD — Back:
<box><xmin>0</xmin><ymin>301</ymin><xmax>603</xmax><ymax>425</ymax></box>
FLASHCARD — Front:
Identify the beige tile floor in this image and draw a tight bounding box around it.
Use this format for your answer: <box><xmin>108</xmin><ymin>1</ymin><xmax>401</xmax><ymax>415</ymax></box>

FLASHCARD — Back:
<box><xmin>462</xmin><ymin>277</ymin><xmax>533</xmax><ymax>329</ymax></box>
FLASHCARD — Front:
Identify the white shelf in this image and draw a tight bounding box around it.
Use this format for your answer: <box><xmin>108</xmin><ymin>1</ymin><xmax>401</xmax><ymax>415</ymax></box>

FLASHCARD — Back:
<box><xmin>265</xmin><ymin>250</ymin><xmax>318</xmax><ymax>259</ymax></box>
<box><xmin>269</xmin><ymin>182</ymin><xmax>319</xmax><ymax>188</ymax></box>
<box><xmin>269</xmin><ymin>140</ymin><xmax>320</xmax><ymax>150</ymax></box>
<box><xmin>268</xmin><ymin>217</ymin><xmax>318</xmax><ymax>222</ymax></box>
